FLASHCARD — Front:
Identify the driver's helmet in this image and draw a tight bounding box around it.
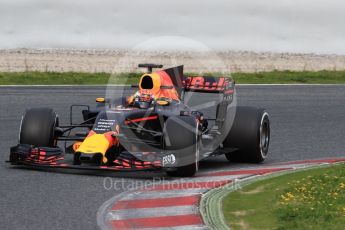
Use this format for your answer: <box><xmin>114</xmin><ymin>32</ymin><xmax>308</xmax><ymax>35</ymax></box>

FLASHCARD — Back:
<box><xmin>133</xmin><ymin>91</ymin><xmax>155</xmax><ymax>109</ymax></box>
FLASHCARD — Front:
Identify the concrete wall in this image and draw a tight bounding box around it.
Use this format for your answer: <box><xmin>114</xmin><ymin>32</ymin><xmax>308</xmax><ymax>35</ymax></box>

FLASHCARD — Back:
<box><xmin>2</xmin><ymin>49</ymin><xmax>345</xmax><ymax>73</ymax></box>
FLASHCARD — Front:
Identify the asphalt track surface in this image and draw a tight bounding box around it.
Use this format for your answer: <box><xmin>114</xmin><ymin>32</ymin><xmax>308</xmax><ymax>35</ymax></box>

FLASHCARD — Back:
<box><xmin>0</xmin><ymin>85</ymin><xmax>344</xmax><ymax>230</ymax></box>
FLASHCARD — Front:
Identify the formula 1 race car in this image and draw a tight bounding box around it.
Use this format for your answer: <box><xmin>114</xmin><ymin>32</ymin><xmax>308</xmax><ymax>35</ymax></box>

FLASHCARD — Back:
<box><xmin>9</xmin><ymin>64</ymin><xmax>270</xmax><ymax>177</ymax></box>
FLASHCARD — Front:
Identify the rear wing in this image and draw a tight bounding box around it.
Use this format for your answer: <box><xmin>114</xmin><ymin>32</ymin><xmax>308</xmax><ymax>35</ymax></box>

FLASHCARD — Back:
<box><xmin>183</xmin><ymin>76</ymin><xmax>234</xmax><ymax>94</ymax></box>
<box><xmin>149</xmin><ymin>65</ymin><xmax>234</xmax><ymax>95</ymax></box>
<box><xmin>181</xmin><ymin>76</ymin><xmax>235</xmax><ymax>124</ymax></box>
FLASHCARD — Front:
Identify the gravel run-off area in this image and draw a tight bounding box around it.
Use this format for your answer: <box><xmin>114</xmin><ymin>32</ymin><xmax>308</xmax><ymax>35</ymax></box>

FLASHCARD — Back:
<box><xmin>1</xmin><ymin>49</ymin><xmax>345</xmax><ymax>73</ymax></box>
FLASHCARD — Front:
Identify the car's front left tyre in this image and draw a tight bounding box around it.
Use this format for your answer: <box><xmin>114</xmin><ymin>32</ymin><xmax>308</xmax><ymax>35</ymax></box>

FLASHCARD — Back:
<box><xmin>19</xmin><ymin>108</ymin><xmax>59</xmax><ymax>147</ymax></box>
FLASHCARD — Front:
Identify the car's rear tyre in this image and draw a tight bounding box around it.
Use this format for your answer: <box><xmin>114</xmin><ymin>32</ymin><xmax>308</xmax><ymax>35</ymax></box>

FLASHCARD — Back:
<box><xmin>223</xmin><ymin>106</ymin><xmax>270</xmax><ymax>163</ymax></box>
<box><xmin>164</xmin><ymin>116</ymin><xmax>199</xmax><ymax>177</ymax></box>
<box><xmin>19</xmin><ymin>108</ymin><xmax>58</xmax><ymax>147</ymax></box>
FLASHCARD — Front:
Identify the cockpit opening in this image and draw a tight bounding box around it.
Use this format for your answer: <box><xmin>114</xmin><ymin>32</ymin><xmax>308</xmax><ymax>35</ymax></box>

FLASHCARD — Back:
<box><xmin>140</xmin><ymin>75</ymin><xmax>154</xmax><ymax>89</ymax></box>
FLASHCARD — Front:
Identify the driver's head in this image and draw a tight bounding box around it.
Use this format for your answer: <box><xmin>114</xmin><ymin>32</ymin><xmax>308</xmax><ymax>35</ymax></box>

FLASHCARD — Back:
<box><xmin>138</xmin><ymin>71</ymin><xmax>180</xmax><ymax>101</ymax></box>
<box><xmin>133</xmin><ymin>91</ymin><xmax>154</xmax><ymax>109</ymax></box>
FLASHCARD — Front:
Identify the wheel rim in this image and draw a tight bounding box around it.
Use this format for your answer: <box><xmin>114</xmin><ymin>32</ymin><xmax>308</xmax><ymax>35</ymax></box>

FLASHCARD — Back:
<box><xmin>259</xmin><ymin>113</ymin><xmax>270</xmax><ymax>157</ymax></box>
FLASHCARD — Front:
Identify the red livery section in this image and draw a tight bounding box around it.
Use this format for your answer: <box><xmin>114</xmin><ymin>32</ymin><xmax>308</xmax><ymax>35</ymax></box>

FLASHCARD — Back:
<box><xmin>184</xmin><ymin>76</ymin><xmax>231</xmax><ymax>92</ymax></box>
<box><xmin>124</xmin><ymin>115</ymin><xmax>158</xmax><ymax>125</ymax></box>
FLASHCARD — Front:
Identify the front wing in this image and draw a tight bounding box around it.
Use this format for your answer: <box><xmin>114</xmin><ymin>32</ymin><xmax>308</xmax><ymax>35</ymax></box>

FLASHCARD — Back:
<box><xmin>8</xmin><ymin>144</ymin><xmax>167</xmax><ymax>172</ymax></box>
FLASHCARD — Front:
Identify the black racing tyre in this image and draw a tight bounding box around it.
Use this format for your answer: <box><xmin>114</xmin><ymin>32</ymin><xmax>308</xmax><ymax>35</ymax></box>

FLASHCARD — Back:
<box><xmin>164</xmin><ymin>116</ymin><xmax>199</xmax><ymax>177</ymax></box>
<box><xmin>223</xmin><ymin>106</ymin><xmax>270</xmax><ymax>163</ymax></box>
<box><xmin>19</xmin><ymin>108</ymin><xmax>58</xmax><ymax>147</ymax></box>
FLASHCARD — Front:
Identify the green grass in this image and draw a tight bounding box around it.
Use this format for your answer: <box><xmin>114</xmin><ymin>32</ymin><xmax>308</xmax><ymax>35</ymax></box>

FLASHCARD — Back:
<box><xmin>232</xmin><ymin>70</ymin><xmax>345</xmax><ymax>84</ymax></box>
<box><xmin>223</xmin><ymin>163</ymin><xmax>345</xmax><ymax>230</ymax></box>
<box><xmin>0</xmin><ymin>72</ymin><xmax>141</xmax><ymax>85</ymax></box>
<box><xmin>1</xmin><ymin>70</ymin><xmax>345</xmax><ymax>85</ymax></box>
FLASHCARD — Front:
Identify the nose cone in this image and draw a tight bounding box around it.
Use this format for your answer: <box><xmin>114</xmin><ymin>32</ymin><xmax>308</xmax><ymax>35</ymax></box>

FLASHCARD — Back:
<box><xmin>76</xmin><ymin>133</ymin><xmax>113</xmax><ymax>164</ymax></box>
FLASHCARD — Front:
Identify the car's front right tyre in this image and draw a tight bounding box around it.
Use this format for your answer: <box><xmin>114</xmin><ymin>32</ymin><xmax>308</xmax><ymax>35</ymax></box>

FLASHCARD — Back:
<box><xmin>164</xmin><ymin>116</ymin><xmax>199</xmax><ymax>177</ymax></box>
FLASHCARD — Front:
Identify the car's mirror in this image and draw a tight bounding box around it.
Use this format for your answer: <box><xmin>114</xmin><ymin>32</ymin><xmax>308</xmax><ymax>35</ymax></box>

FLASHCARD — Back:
<box><xmin>96</xmin><ymin>97</ymin><xmax>105</xmax><ymax>103</ymax></box>
<box><xmin>156</xmin><ymin>100</ymin><xmax>170</xmax><ymax>106</ymax></box>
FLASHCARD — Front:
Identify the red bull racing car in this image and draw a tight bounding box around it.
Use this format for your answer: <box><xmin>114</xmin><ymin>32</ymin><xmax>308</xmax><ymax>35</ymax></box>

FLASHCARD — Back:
<box><xmin>9</xmin><ymin>64</ymin><xmax>270</xmax><ymax>177</ymax></box>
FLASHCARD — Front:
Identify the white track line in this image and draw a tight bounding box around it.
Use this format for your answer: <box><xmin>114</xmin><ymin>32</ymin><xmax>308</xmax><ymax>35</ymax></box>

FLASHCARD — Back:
<box><xmin>1</xmin><ymin>84</ymin><xmax>345</xmax><ymax>87</ymax></box>
<box><xmin>0</xmin><ymin>84</ymin><xmax>126</xmax><ymax>87</ymax></box>
<box><xmin>142</xmin><ymin>225</ymin><xmax>208</xmax><ymax>230</ymax></box>
<box><xmin>108</xmin><ymin>206</ymin><xmax>199</xmax><ymax>220</ymax></box>
<box><xmin>120</xmin><ymin>190</ymin><xmax>204</xmax><ymax>200</ymax></box>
